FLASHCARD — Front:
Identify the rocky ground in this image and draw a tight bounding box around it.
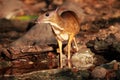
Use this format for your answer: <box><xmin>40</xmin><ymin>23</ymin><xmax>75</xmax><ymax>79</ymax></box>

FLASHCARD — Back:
<box><xmin>0</xmin><ymin>0</ymin><xmax>120</xmax><ymax>80</ymax></box>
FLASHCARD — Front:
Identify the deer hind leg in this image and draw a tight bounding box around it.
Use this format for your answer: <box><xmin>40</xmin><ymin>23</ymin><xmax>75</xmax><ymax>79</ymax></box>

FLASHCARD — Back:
<box><xmin>73</xmin><ymin>37</ymin><xmax>79</xmax><ymax>51</ymax></box>
<box><xmin>67</xmin><ymin>34</ymin><xmax>75</xmax><ymax>68</ymax></box>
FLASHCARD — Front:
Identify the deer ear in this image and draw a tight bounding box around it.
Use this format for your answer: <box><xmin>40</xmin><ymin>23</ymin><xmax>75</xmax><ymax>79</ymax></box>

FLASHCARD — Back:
<box><xmin>55</xmin><ymin>7</ymin><xmax>59</xmax><ymax>13</ymax></box>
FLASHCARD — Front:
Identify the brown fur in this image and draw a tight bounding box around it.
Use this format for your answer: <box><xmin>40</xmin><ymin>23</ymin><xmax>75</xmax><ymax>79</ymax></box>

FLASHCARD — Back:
<box><xmin>37</xmin><ymin>10</ymin><xmax>80</xmax><ymax>68</ymax></box>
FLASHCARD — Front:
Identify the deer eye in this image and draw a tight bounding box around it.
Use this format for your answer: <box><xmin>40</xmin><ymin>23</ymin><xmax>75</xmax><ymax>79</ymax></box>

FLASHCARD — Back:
<box><xmin>45</xmin><ymin>13</ymin><xmax>49</xmax><ymax>17</ymax></box>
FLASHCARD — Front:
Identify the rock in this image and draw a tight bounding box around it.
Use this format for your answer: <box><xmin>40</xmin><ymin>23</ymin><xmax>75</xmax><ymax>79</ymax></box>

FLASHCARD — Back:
<box><xmin>72</xmin><ymin>48</ymin><xmax>95</xmax><ymax>70</ymax></box>
<box><xmin>91</xmin><ymin>66</ymin><xmax>107</xmax><ymax>78</ymax></box>
<box><xmin>0</xmin><ymin>61</ymin><xmax>12</xmax><ymax>69</ymax></box>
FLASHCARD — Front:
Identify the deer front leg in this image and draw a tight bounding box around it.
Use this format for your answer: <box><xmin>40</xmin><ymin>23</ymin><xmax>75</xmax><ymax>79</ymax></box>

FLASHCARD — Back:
<box><xmin>57</xmin><ymin>39</ymin><xmax>63</xmax><ymax>68</ymax></box>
